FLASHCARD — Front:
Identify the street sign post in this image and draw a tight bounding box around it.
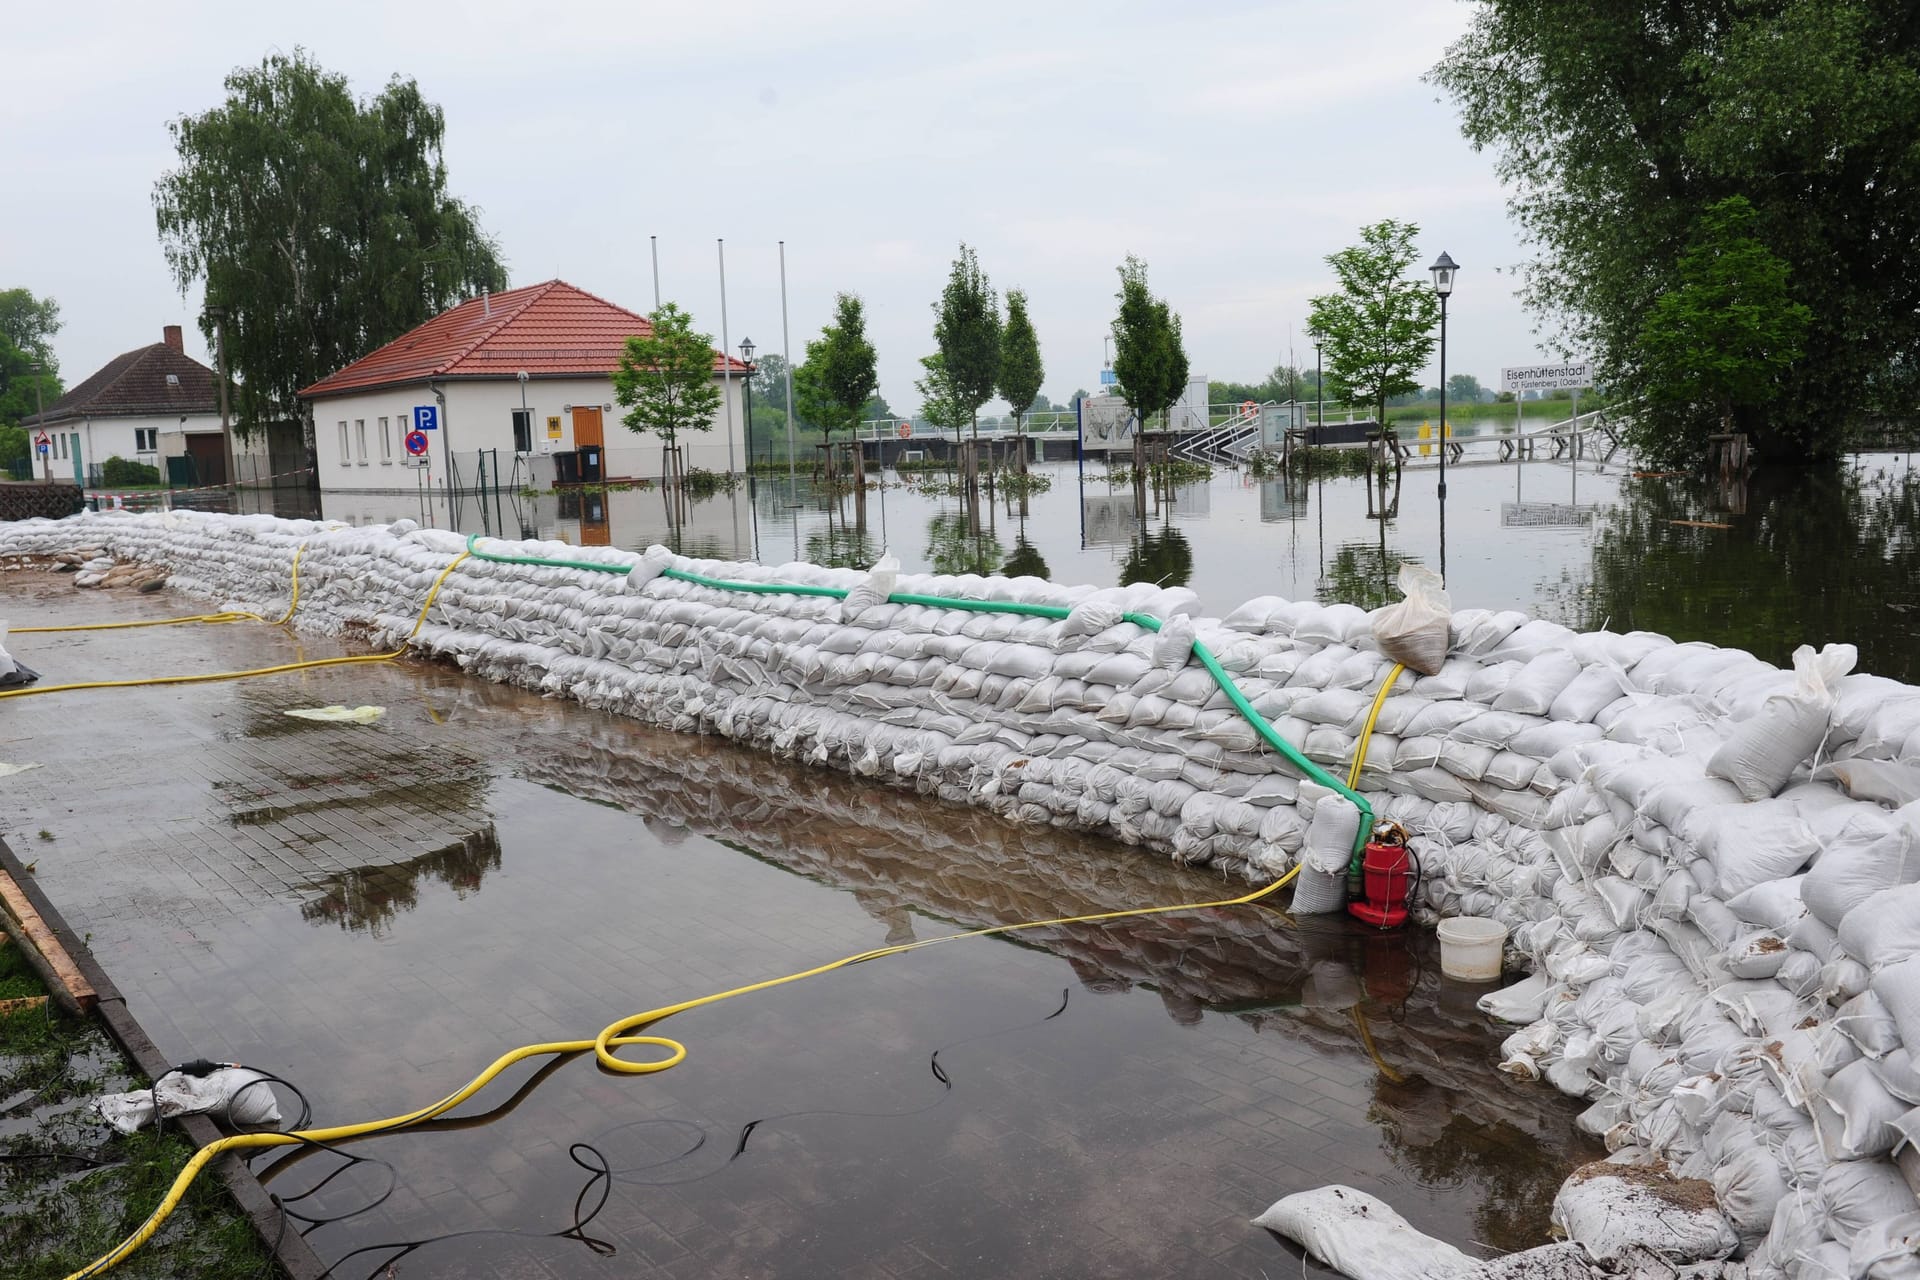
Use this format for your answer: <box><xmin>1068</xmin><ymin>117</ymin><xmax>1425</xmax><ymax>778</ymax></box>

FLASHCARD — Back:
<box><xmin>34</xmin><ymin>432</ymin><xmax>49</xmax><ymax>454</ymax></box>
<box><xmin>1500</xmin><ymin>362</ymin><xmax>1593</xmax><ymax>393</ymax></box>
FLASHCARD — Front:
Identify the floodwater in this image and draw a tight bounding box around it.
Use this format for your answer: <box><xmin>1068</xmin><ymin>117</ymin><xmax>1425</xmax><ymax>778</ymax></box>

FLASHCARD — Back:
<box><xmin>2</xmin><ymin>573</ymin><xmax>1602</xmax><ymax>1278</ymax></box>
<box><xmin>308</xmin><ymin>442</ymin><xmax>1920</xmax><ymax>681</ymax></box>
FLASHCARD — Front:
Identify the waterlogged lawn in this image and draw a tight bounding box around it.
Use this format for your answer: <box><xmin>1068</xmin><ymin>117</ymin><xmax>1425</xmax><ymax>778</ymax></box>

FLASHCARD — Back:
<box><xmin>0</xmin><ymin>943</ymin><xmax>275</xmax><ymax>1280</ymax></box>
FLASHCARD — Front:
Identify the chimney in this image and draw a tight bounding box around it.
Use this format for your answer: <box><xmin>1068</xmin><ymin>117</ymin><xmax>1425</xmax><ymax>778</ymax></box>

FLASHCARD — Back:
<box><xmin>163</xmin><ymin>324</ymin><xmax>184</xmax><ymax>353</ymax></box>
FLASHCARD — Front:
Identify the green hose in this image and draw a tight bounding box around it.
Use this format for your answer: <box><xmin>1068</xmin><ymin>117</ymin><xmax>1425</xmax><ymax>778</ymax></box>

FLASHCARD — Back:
<box><xmin>462</xmin><ymin>535</ymin><xmax>1375</xmax><ymax>852</ymax></box>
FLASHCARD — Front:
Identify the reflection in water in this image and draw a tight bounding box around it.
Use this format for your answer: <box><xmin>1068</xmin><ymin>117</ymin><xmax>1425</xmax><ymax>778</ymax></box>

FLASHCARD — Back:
<box><xmin>1002</xmin><ymin>532</ymin><xmax>1049</xmax><ymax>579</ymax></box>
<box><xmin>300</xmin><ymin>826</ymin><xmax>503</xmax><ymax>936</ymax></box>
<box><xmin>925</xmin><ymin>510</ymin><xmax>1004</xmax><ymax>574</ymax></box>
<box><xmin>1317</xmin><ymin>542</ymin><xmax>1421</xmax><ymax>611</ymax></box>
<box><xmin>1543</xmin><ymin>462</ymin><xmax>1920</xmax><ymax>677</ymax></box>
<box><xmin>1375</xmin><ymin>1096</ymin><xmax>1572</xmax><ymax>1254</ymax></box>
<box><xmin>806</xmin><ymin>515</ymin><xmax>878</xmax><ymax>570</ymax></box>
<box><xmin>1119</xmin><ymin>521</ymin><xmax>1194</xmax><ymax>588</ymax></box>
<box><xmin>511</xmin><ymin>719</ymin><xmax>1598</xmax><ymax>1248</ymax></box>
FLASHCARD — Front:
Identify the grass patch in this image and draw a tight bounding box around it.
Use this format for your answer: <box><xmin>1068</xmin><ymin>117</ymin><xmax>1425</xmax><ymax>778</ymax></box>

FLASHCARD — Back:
<box><xmin>0</xmin><ymin>943</ymin><xmax>276</xmax><ymax>1279</ymax></box>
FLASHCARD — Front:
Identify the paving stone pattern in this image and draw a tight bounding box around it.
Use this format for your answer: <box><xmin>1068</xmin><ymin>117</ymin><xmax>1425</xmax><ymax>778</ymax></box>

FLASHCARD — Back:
<box><xmin>0</xmin><ymin>570</ymin><xmax>1599</xmax><ymax>1278</ymax></box>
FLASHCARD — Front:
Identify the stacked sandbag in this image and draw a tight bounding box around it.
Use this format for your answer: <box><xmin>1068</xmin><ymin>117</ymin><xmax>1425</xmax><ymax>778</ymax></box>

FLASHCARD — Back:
<box><xmin>7</xmin><ymin>510</ymin><xmax>1920</xmax><ymax>1268</ymax></box>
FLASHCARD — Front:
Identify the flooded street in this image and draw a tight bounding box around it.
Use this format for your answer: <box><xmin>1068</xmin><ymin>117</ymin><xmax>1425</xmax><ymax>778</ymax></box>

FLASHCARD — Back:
<box><xmin>1</xmin><ymin>570</ymin><xmax>1598</xmax><ymax>1277</ymax></box>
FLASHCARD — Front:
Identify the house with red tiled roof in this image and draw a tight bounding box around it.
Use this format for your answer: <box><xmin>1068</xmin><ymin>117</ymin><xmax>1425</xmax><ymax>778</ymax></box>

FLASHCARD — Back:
<box><xmin>22</xmin><ymin>326</ymin><xmax>248</xmax><ymax>486</ymax></box>
<box><xmin>299</xmin><ymin>280</ymin><xmax>749</xmax><ymax>492</ymax></box>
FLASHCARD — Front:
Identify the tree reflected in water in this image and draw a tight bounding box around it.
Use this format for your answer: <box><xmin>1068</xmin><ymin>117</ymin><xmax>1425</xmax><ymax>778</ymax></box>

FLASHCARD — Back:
<box><xmin>806</xmin><ymin>518</ymin><xmax>879</xmax><ymax>570</ymax></box>
<box><xmin>1119</xmin><ymin>522</ymin><xmax>1193</xmax><ymax>588</ymax></box>
<box><xmin>1541</xmin><ymin>461</ymin><xmax>1920</xmax><ymax>679</ymax></box>
<box><xmin>1317</xmin><ymin>542</ymin><xmax>1422</xmax><ymax>611</ymax></box>
<box><xmin>1002</xmin><ymin>533</ymin><xmax>1050</xmax><ymax>580</ymax></box>
<box><xmin>301</xmin><ymin>826</ymin><xmax>503</xmax><ymax>936</ymax></box>
<box><xmin>925</xmin><ymin>510</ymin><xmax>1004</xmax><ymax>575</ymax></box>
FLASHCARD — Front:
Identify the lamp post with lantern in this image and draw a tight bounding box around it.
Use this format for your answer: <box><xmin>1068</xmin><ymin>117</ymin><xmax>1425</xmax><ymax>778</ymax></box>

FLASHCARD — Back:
<box><xmin>1428</xmin><ymin>251</ymin><xmax>1458</xmax><ymax>503</ymax></box>
<box><xmin>739</xmin><ymin>337</ymin><xmax>757</xmax><ymax>466</ymax></box>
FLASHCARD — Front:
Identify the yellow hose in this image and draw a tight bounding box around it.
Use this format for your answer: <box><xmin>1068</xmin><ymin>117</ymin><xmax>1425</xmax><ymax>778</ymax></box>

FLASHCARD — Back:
<box><xmin>1</xmin><ymin>547</ymin><xmax>456</xmax><ymax>702</ymax></box>
<box><xmin>1346</xmin><ymin>662</ymin><xmax>1406</xmax><ymax>791</ymax></box>
<box><xmin>12</xmin><ymin>543</ymin><xmax>308</xmax><ymax>634</ymax></box>
<box><xmin>65</xmin><ymin>862</ymin><xmax>1300</xmax><ymax>1278</ymax></box>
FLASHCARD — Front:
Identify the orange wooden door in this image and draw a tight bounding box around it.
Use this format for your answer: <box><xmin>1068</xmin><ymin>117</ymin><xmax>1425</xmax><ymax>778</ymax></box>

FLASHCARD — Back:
<box><xmin>572</xmin><ymin>406</ymin><xmax>604</xmax><ymax>448</ymax></box>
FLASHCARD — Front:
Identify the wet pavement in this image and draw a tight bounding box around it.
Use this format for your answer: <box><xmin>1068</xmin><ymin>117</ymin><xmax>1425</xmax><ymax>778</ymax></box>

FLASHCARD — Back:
<box><xmin>0</xmin><ymin>567</ymin><xmax>1600</xmax><ymax>1277</ymax></box>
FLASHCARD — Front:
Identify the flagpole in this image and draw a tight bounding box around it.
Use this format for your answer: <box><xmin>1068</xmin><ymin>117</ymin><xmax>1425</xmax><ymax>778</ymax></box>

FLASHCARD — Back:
<box><xmin>780</xmin><ymin>240</ymin><xmax>797</xmax><ymax>493</ymax></box>
<box><xmin>718</xmin><ymin>239</ymin><xmax>735</xmax><ymax>474</ymax></box>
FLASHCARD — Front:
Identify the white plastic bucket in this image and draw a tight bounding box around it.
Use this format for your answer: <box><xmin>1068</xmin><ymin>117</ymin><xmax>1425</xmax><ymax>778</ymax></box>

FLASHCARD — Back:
<box><xmin>1437</xmin><ymin>917</ymin><xmax>1508</xmax><ymax>981</ymax></box>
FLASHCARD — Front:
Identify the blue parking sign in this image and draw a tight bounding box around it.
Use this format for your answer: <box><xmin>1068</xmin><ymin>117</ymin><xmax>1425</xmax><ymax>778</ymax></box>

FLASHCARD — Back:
<box><xmin>414</xmin><ymin>404</ymin><xmax>439</xmax><ymax>432</ymax></box>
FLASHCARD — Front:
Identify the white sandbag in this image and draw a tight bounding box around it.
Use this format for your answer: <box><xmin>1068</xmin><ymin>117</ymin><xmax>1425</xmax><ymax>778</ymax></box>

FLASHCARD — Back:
<box><xmin>1550</xmin><ymin>666</ymin><xmax>1631</xmax><ymax>724</ymax></box>
<box><xmin>1806</xmin><ymin>815</ymin><xmax>1920</xmax><ymax>930</ymax></box>
<box><xmin>1823</xmin><ymin>759</ymin><xmax>1920</xmax><ymax>810</ymax></box>
<box><xmin>1369</xmin><ymin>564</ymin><xmax>1451</xmax><ymax>677</ymax></box>
<box><xmin>1814</xmin><ymin>1059</ymin><xmax>1909</xmax><ymax>1160</ymax></box>
<box><xmin>1549</xmin><ymin>1162</ymin><xmax>1738</xmax><ymax>1263</ymax></box>
<box><xmin>1848</xmin><ymin>1212</ymin><xmax>1920</xmax><ymax>1280</ymax></box>
<box><xmin>1879</xmin><ymin>958</ymin><xmax>1920</xmax><ymax>1070</ymax></box>
<box><xmin>624</xmin><ymin>544</ymin><xmax>676</xmax><ymax>590</ymax></box>
<box><xmin>1713</xmin><ymin>1141</ymin><xmax>1790</xmax><ymax>1243</ymax></box>
<box><xmin>1824</xmin><ymin>1159</ymin><xmax>1920</xmax><ymax>1248</ymax></box>
<box><xmin>1707</xmin><ymin>642</ymin><xmax>1857</xmax><ymax>800</ymax></box>
<box><xmin>1150</xmin><ymin>615</ymin><xmax>1197</xmax><ymax>671</ymax></box>
<box><xmin>1842</xmin><ymin>883</ymin><xmax>1920</xmax><ymax>974</ymax></box>
<box><xmin>1479</xmin><ymin>973</ymin><xmax>1553</xmax><ymax>1024</ymax></box>
<box><xmin>838</xmin><ymin>552</ymin><xmax>900</xmax><ymax>619</ymax></box>
<box><xmin>1696</xmin><ymin>802</ymin><xmax>1820</xmax><ymax>899</ymax></box>
<box><xmin>1727</xmin><ymin>876</ymin><xmax>1808</xmax><ymax>930</ymax></box>
<box><xmin>1493</xmin><ymin>649</ymin><xmax>1584</xmax><ymax>716</ymax></box>
<box><xmin>1251</xmin><ymin>1185</ymin><xmax>1479</xmax><ymax>1280</ymax></box>
<box><xmin>95</xmin><ymin>1067</ymin><xmax>283</xmax><ymax>1134</ymax></box>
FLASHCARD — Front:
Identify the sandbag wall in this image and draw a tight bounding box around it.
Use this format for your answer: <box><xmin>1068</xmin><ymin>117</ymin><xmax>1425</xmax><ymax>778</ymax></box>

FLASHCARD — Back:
<box><xmin>7</xmin><ymin>509</ymin><xmax>1920</xmax><ymax>1274</ymax></box>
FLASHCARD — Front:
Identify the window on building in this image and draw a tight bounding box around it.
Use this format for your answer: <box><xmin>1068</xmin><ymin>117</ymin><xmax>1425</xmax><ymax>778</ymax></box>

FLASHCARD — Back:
<box><xmin>379</xmin><ymin>416</ymin><xmax>392</xmax><ymax>462</ymax></box>
<box><xmin>339</xmin><ymin>421</ymin><xmax>350</xmax><ymax>464</ymax></box>
<box><xmin>355</xmin><ymin>419</ymin><xmax>368</xmax><ymax>464</ymax></box>
<box><xmin>512</xmin><ymin>409</ymin><xmax>533</xmax><ymax>454</ymax></box>
<box><xmin>135</xmin><ymin>428</ymin><xmax>158</xmax><ymax>452</ymax></box>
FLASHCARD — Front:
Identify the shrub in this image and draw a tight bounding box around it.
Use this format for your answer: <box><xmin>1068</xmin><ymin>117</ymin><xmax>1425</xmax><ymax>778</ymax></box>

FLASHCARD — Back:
<box><xmin>101</xmin><ymin>456</ymin><xmax>161</xmax><ymax>486</ymax></box>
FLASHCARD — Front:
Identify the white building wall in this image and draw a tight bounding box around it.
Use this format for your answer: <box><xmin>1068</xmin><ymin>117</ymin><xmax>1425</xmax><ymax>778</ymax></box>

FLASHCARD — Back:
<box><xmin>309</xmin><ymin>375</ymin><xmax>749</xmax><ymax>492</ymax></box>
<box><xmin>64</xmin><ymin>411</ymin><xmax>223</xmax><ymax>481</ymax></box>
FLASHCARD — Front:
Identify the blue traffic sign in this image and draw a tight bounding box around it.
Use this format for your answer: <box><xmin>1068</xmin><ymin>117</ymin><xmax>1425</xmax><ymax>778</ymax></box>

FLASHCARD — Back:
<box><xmin>1099</xmin><ymin>368</ymin><xmax>1117</xmax><ymax>386</ymax></box>
<box><xmin>413</xmin><ymin>404</ymin><xmax>439</xmax><ymax>432</ymax></box>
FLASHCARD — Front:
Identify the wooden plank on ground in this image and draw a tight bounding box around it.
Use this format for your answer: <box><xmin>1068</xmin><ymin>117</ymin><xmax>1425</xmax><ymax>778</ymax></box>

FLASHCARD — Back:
<box><xmin>0</xmin><ymin>865</ymin><xmax>96</xmax><ymax>1013</ymax></box>
<box><xmin>0</xmin><ymin>994</ymin><xmax>48</xmax><ymax>1016</ymax></box>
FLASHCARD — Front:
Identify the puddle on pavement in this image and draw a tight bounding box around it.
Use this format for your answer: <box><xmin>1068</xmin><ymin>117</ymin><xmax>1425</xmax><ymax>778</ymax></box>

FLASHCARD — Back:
<box><xmin>182</xmin><ymin>715</ymin><xmax>1597</xmax><ymax>1278</ymax></box>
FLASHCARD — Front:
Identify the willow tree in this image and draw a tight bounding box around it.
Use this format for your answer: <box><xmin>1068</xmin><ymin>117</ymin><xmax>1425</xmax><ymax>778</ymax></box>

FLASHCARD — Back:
<box><xmin>154</xmin><ymin>49</ymin><xmax>505</xmax><ymax>436</ymax></box>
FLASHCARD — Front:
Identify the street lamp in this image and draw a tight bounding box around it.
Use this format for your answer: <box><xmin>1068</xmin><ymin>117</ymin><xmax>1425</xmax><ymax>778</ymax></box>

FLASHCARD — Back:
<box><xmin>738</xmin><ymin>337</ymin><xmax>757</xmax><ymax>466</ymax></box>
<box><xmin>1429</xmin><ymin>251</ymin><xmax>1458</xmax><ymax>584</ymax></box>
<box><xmin>1308</xmin><ymin>328</ymin><xmax>1323</xmax><ymax>433</ymax></box>
<box><xmin>1429</xmin><ymin>251</ymin><xmax>1458</xmax><ymax>503</ymax></box>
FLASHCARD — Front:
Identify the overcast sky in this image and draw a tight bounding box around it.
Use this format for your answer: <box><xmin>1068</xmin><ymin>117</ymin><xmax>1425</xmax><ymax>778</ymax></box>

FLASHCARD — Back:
<box><xmin>6</xmin><ymin>0</ymin><xmax>1562</xmax><ymax>415</ymax></box>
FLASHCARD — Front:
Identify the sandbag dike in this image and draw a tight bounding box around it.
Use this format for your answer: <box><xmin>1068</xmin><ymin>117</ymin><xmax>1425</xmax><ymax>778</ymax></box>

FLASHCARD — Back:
<box><xmin>6</xmin><ymin>508</ymin><xmax>1920</xmax><ymax>1274</ymax></box>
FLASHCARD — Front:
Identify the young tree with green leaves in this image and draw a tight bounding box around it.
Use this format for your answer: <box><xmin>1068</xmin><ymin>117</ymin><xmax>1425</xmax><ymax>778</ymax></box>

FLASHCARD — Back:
<box><xmin>610</xmin><ymin>303</ymin><xmax>724</xmax><ymax>463</ymax></box>
<box><xmin>154</xmin><ymin>49</ymin><xmax>505</xmax><ymax>438</ymax></box>
<box><xmin>1306</xmin><ymin>220</ymin><xmax>1439</xmax><ymax>438</ymax></box>
<box><xmin>932</xmin><ymin>244</ymin><xmax>1000</xmax><ymax>442</ymax></box>
<box><xmin>996</xmin><ymin>288</ymin><xmax>1044</xmax><ymax>466</ymax></box>
<box><xmin>914</xmin><ymin>353</ymin><xmax>969</xmax><ymax>447</ymax></box>
<box><xmin>0</xmin><ymin>289</ymin><xmax>63</xmax><ymax>468</ymax></box>
<box><xmin>1637</xmin><ymin>197</ymin><xmax>1812</xmax><ymax>457</ymax></box>
<box><xmin>1111</xmin><ymin>256</ymin><xmax>1190</xmax><ymax>433</ymax></box>
<box><xmin>794</xmin><ymin>293</ymin><xmax>879</xmax><ymax>448</ymax></box>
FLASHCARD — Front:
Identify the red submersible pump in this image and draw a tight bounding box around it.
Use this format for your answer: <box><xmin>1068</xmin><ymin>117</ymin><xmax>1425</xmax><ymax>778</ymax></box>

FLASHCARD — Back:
<box><xmin>1347</xmin><ymin>821</ymin><xmax>1416</xmax><ymax>929</ymax></box>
